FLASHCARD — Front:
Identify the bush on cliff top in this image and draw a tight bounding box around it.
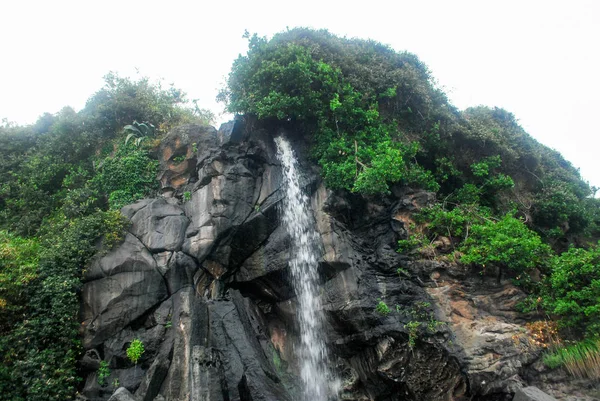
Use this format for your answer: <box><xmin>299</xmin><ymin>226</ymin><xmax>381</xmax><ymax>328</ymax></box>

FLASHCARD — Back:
<box><xmin>219</xmin><ymin>27</ymin><xmax>600</xmax><ymax>340</ymax></box>
<box><xmin>220</xmin><ymin>28</ymin><xmax>594</xmax><ymax>238</ymax></box>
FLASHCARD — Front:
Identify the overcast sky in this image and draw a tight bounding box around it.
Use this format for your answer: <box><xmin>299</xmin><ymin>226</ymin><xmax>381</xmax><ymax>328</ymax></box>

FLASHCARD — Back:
<box><xmin>1</xmin><ymin>0</ymin><xmax>599</xmax><ymax>187</ymax></box>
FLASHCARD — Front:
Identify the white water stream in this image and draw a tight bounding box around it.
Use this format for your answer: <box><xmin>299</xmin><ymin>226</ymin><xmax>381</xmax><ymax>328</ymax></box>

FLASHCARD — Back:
<box><xmin>275</xmin><ymin>136</ymin><xmax>334</xmax><ymax>401</ymax></box>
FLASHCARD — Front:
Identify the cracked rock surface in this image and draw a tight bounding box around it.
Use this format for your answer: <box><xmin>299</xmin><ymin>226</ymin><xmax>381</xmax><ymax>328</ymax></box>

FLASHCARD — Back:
<box><xmin>80</xmin><ymin>120</ymin><xmax>599</xmax><ymax>401</ymax></box>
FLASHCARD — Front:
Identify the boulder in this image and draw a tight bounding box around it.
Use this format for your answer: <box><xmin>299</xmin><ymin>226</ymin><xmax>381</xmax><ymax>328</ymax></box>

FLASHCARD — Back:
<box><xmin>82</xmin><ymin>269</ymin><xmax>168</xmax><ymax>347</ymax></box>
<box><xmin>513</xmin><ymin>387</ymin><xmax>558</xmax><ymax>401</ymax></box>
<box><xmin>107</xmin><ymin>387</ymin><xmax>136</xmax><ymax>401</ymax></box>
<box><xmin>157</xmin><ymin>124</ymin><xmax>220</xmax><ymax>191</ymax></box>
<box><xmin>128</xmin><ymin>198</ymin><xmax>189</xmax><ymax>252</ymax></box>
<box><xmin>85</xmin><ymin>233</ymin><xmax>156</xmax><ymax>282</ymax></box>
<box><xmin>217</xmin><ymin>116</ymin><xmax>246</xmax><ymax>144</ymax></box>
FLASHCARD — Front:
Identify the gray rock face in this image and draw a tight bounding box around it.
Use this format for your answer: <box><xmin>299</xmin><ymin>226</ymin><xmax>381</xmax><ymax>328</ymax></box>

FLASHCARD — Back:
<box><xmin>85</xmin><ymin>233</ymin><xmax>157</xmax><ymax>281</ymax></box>
<box><xmin>127</xmin><ymin>198</ymin><xmax>189</xmax><ymax>252</ymax></box>
<box><xmin>82</xmin><ymin>233</ymin><xmax>168</xmax><ymax>348</ymax></box>
<box><xmin>156</xmin><ymin>124</ymin><xmax>220</xmax><ymax>191</ymax></box>
<box><xmin>107</xmin><ymin>387</ymin><xmax>137</xmax><ymax>401</ymax></box>
<box><xmin>80</xmin><ymin>120</ymin><xmax>598</xmax><ymax>401</ymax></box>
<box><xmin>82</xmin><ymin>270</ymin><xmax>168</xmax><ymax>348</ymax></box>
<box><xmin>513</xmin><ymin>387</ymin><xmax>558</xmax><ymax>401</ymax></box>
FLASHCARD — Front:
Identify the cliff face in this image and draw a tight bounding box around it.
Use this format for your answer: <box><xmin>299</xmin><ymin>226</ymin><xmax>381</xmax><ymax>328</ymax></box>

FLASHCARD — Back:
<box><xmin>79</xmin><ymin>120</ymin><xmax>598</xmax><ymax>401</ymax></box>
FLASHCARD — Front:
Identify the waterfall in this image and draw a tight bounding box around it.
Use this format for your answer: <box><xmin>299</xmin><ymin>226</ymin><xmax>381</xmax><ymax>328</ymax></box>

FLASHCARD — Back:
<box><xmin>275</xmin><ymin>136</ymin><xmax>334</xmax><ymax>401</ymax></box>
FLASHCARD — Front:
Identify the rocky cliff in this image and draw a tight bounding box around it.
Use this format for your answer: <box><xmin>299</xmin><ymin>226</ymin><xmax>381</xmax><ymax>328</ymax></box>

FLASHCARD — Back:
<box><xmin>79</xmin><ymin>119</ymin><xmax>599</xmax><ymax>401</ymax></box>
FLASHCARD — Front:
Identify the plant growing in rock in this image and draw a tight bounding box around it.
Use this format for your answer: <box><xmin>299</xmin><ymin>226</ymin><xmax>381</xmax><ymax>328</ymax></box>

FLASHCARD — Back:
<box><xmin>97</xmin><ymin>361</ymin><xmax>110</xmax><ymax>386</ymax></box>
<box><xmin>405</xmin><ymin>321</ymin><xmax>421</xmax><ymax>349</ymax></box>
<box><xmin>91</xmin><ymin>143</ymin><xmax>159</xmax><ymax>210</ymax></box>
<box><xmin>376</xmin><ymin>300</ymin><xmax>391</xmax><ymax>316</ymax></box>
<box><xmin>183</xmin><ymin>191</ymin><xmax>192</xmax><ymax>202</ymax></box>
<box><xmin>397</xmin><ymin>233</ymin><xmax>425</xmax><ymax>254</ymax></box>
<box><xmin>126</xmin><ymin>339</ymin><xmax>145</xmax><ymax>365</ymax></box>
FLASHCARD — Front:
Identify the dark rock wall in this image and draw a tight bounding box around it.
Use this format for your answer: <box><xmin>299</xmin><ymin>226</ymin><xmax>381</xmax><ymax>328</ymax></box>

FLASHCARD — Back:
<box><xmin>80</xmin><ymin>119</ymin><xmax>598</xmax><ymax>401</ymax></box>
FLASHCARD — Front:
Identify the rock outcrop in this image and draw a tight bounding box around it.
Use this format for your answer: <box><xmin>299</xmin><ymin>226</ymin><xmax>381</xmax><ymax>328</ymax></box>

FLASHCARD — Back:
<box><xmin>79</xmin><ymin>120</ymin><xmax>600</xmax><ymax>401</ymax></box>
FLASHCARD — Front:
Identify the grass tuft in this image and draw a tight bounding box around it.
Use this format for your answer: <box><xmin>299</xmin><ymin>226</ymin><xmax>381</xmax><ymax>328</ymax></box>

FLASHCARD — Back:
<box><xmin>543</xmin><ymin>338</ymin><xmax>600</xmax><ymax>379</ymax></box>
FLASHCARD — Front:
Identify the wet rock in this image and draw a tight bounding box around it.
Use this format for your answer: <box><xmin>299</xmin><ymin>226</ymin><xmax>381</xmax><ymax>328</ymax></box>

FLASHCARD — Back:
<box><xmin>311</xmin><ymin>183</ymin><xmax>355</xmax><ymax>271</ymax></box>
<box><xmin>189</xmin><ymin>346</ymin><xmax>228</xmax><ymax>401</ymax></box>
<box><xmin>208</xmin><ymin>291</ymin><xmax>293</xmax><ymax>401</ymax></box>
<box><xmin>235</xmin><ymin>225</ymin><xmax>294</xmax><ymax>301</ymax></box>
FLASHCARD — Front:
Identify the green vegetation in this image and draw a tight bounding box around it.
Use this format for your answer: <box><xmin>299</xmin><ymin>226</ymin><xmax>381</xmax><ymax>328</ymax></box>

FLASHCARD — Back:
<box><xmin>97</xmin><ymin>360</ymin><xmax>111</xmax><ymax>386</ymax></box>
<box><xmin>405</xmin><ymin>321</ymin><xmax>421</xmax><ymax>350</ymax></box>
<box><xmin>124</xmin><ymin>121</ymin><xmax>156</xmax><ymax>147</ymax></box>
<box><xmin>127</xmin><ymin>339</ymin><xmax>145</xmax><ymax>365</ymax></box>
<box><xmin>0</xmin><ymin>210</ymin><xmax>127</xmax><ymax>401</ymax></box>
<box><xmin>543</xmin><ymin>339</ymin><xmax>600</xmax><ymax>379</ymax></box>
<box><xmin>543</xmin><ymin>244</ymin><xmax>600</xmax><ymax>336</ymax></box>
<box><xmin>397</xmin><ymin>232</ymin><xmax>425</xmax><ymax>254</ymax></box>
<box><xmin>0</xmin><ymin>73</ymin><xmax>209</xmax><ymax>400</ymax></box>
<box><xmin>375</xmin><ymin>300</ymin><xmax>391</xmax><ymax>316</ymax></box>
<box><xmin>0</xmin><ymin>27</ymin><xmax>599</xmax><ymax>397</ymax></box>
<box><xmin>378</xmin><ymin>299</ymin><xmax>445</xmax><ymax>349</ymax></box>
<box><xmin>461</xmin><ymin>214</ymin><xmax>553</xmax><ymax>281</ymax></box>
<box><xmin>220</xmin><ymin>30</ymin><xmax>437</xmax><ymax>194</ymax></box>
<box><xmin>0</xmin><ymin>231</ymin><xmax>39</xmax><ymax>332</ymax></box>
<box><xmin>90</xmin><ymin>143</ymin><xmax>160</xmax><ymax>210</ymax></box>
<box><xmin>272</xmin><ymin>349</ymin><xmax>282</xmax><ymax>372</ymax></box>
<box><xmin>220</xmin><ymin>27</ymin><xmax>600</xmax><ymax>346</ymax></box>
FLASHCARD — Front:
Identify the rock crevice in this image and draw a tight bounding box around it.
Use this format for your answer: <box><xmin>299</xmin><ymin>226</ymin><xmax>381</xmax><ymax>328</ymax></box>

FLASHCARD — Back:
<box><xmin>80</xmin><ymin>121</ymin><xmax>594</xmax><ymax>401</ymax></box>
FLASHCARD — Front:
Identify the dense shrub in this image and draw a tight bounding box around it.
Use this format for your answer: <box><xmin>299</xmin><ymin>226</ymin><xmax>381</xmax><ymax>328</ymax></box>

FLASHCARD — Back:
<box><xmin>0</xmin><ymin>231</ymin><xmax>39</xmax><ymax>333</ymax></box>
<box><xmin>0</xmin><ymin>74</ymin><xmax>201</xmax><ymax>236</ymax></box>
<box><xmin>461</xmin><ymin>214</ymin><xmax>552</xmax><ymax>280</ymax></box>
<box><xmin>544</xmin><ymin>244</ymin><xmax>600</xmax><ymax>336</ymax></box>
<box><xmin>0</xmin><ymin>73</ymin><xmax>185</xmax><ymax>400</ymax></box>
<box><xmin>0</xmin><ymin>211</ymin><xmax>127</xmax><ymax>401</ymax></box>
<box><xmin>91</xmin><ymin>143</ymin><xmax>159</xmax><ymax>210</ymax></box>
<box><xmin>221</xmin><ymin>32</ymin><xmax>437</xmax><ymax>194</ymax></box>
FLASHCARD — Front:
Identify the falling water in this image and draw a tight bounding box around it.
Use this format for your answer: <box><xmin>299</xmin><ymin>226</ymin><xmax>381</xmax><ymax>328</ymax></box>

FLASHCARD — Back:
<box><xmin>275</xmin><ymin>136</ymin><xmax>333</xmax><ymax>401</ymax></box>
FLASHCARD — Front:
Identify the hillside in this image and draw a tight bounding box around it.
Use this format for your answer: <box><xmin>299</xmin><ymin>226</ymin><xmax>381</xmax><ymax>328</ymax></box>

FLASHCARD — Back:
<box><xmin>1</xmin><ymin>28</ymin><xmax>599</xmax><ymax>401</ymax></box>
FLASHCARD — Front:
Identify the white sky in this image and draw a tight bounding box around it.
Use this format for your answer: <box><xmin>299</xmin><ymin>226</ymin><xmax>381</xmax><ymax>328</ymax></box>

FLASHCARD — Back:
<box><xmin>1</xmin><ymin>0</ymin><xmax>599</xmax><ymax>187</ymax></box>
